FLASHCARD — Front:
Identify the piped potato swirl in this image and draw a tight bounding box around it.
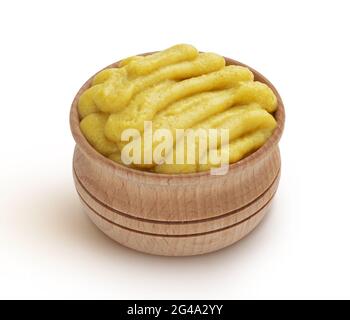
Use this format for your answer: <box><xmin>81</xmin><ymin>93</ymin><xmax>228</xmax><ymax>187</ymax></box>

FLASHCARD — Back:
<box><xmin>79</xmin><ymin>44</ymin><xmax>278</xmax><ymax>173</ymax></box>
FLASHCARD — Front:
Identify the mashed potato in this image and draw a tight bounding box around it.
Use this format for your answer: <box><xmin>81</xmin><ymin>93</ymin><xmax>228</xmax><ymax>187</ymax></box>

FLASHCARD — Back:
<box><xmin>78</xmin><ymin>44</ymin><xmax>277</xmax><ymax>173</ymax></box>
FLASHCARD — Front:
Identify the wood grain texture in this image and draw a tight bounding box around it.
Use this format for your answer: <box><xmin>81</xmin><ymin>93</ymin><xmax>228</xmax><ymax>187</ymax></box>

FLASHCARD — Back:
<box><xmin>86</xmin><ymin>199</ymin><xmax>271</xmax><ymax>256</ymax></box>
<box><xmin>70</xmin><ymin>54</ymin><xmax>285</xmax><ymax>256</ymax></box>
<box><xmin>73</xmin><ymin>142</ymin><xmax>281</xmax><ymax>221</ymax></box>
<box><xmin>74</xmin><ymin>148</ymin><xmax>280</xmax><ymax>235</ymax></box>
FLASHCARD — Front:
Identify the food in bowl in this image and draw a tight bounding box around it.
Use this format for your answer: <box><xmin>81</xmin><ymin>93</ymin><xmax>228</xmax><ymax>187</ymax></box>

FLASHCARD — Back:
<box><xmin>78</xmin><ymin>44</ymin><xmax>277</xmax><ymax>173</ymax></box>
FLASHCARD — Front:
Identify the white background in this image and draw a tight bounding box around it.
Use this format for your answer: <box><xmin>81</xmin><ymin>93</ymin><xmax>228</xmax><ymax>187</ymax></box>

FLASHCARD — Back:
<box><xmin>1</xmin><ymin>0</ymin><xmax>349</xmax><ymax>300</ymax></box>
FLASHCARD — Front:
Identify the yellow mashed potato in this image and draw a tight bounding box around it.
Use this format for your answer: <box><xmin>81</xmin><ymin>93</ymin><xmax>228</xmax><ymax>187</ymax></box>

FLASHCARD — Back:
<box><xmin>79</xmin><ymin>44</ymin><xmax>278</xmax><ymax>173</ymax></box>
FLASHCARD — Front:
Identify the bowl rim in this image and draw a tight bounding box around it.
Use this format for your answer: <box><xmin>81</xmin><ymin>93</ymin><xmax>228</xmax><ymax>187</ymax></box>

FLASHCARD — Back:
<box><xmin>70</xmin><ymin>53</ymin><xmax>285</xmax><ymax>180</ymax></box>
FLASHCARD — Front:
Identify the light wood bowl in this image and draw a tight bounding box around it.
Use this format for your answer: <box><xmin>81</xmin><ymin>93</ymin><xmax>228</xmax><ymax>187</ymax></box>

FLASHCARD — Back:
<box><xmin>70</xmin><ymin>54</ymin><xmax>285</xmax><ymax>256</ymax></box>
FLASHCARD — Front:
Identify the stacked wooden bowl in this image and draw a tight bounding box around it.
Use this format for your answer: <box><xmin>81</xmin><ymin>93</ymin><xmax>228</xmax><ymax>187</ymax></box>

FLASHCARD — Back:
<box><xmin>70</xmin><ymin>56</ymin><xmax>285</xmax><ymax>256</ymax></box>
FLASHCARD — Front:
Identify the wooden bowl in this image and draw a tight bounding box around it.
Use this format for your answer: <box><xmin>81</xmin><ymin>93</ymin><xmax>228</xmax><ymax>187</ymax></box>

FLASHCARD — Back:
<box><xmin>70</xmin><ymin>55</ymin><xmax>285</xmax><ymax>256</ymax></box>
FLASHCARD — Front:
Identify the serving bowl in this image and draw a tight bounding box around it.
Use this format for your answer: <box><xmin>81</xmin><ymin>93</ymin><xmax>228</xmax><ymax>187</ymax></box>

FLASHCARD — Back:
<box><xmin>70</xmin><ymin>54</ymin><xmax>285</xmax><ymax>256</ymax></box>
